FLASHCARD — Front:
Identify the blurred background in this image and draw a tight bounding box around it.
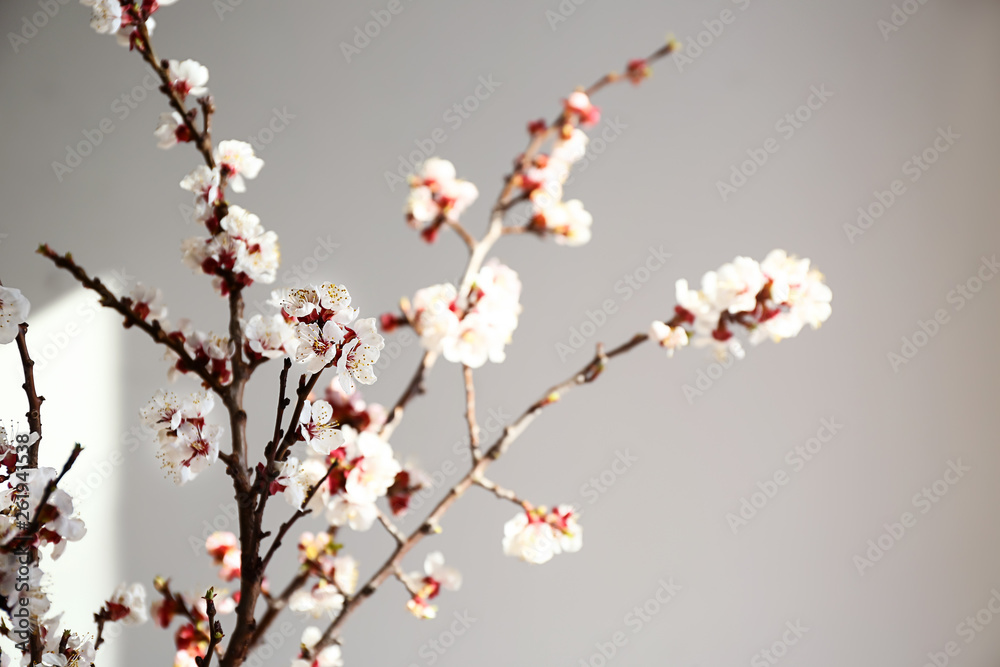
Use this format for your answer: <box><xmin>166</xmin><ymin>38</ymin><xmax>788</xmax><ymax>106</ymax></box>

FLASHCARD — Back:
<box><xmin>2</xmin><ymin>0</ymin><xmax>1000</xmax><ymax>664</ymax></box>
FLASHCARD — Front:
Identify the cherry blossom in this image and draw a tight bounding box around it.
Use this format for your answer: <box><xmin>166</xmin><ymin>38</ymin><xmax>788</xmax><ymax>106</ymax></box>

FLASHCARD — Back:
<box><xmin>337</xmin><ymin>318</ymin><xmax>385</xmax><ymax>394</ymax></box>
<box><xmin>403</xmin><ymin>551</ymin><xmax>462</xmax><ymax>619</ymax></box>
<box><xmin>298</xmin><ymin>399</ymin><xmax>345</xmax><ymax>455</ymax></box>
<box><xmin>181</xmin><ymin>205</ymin><xmax>280</xmax><ymax>293</ymax></box>
<box><xmin>245</xmin><ymin>313</ymin><xmax>297</xmax><ymax>360</ymax></box>
<box><xmin>411</xmin><ymin>259</ymin><xmax>522</xmax><ymax>368</ymax></box>
<box><xmin>289</xmin><ymin>580</ymin><xmax>345</xmax><ymax>619</ymax></box>
<box><xmin>206</xmin><ymin>531</ymin><xmax>241</xmax><ymax>581</ymax></box>
<box><xmin>179</xmin><ymin>165</ymin><xmax>222</xmax><ymax>229</ymax></box>
<box><xmin>502</xmin><ymin>505</ymin><xmax>582</xmax><ymax>565</ymax></box>
<box><xmin>142</xmin><ymin>390</ymin><xmax>223</xmax><ymax>484</ymax></box>
<box><xmin>106</xmin><ymin>582</ymin><xmax>150</xmax><ymax>625</ymax></box>
<box><xmin>564</xmin><ymin>90</ymin><xmax>601</xmax><ymax>126</ymax></box>
<box><xmin>271</xmin><ymin>456</ymin><xmax>310</xmax><ymax>508</ymax></box>
<box><xmin>272</xmin><ymin>284</ymin><xmax>385</xmax><ymax>390</ymax></box>
<box><xmin>405</xmin><ymin>158</ymin><xmax>479</xmax><ymax>239</ymax></box>
<box><xmin>82</xmin><ymin>0</ymin><xmax>122</xmax><ymax>35</ymax></box>
<box><xmin>166</xmin><ymin>59</ymin><xmax>209</xmax><ymax>99</ymax></box>
<box><xmin>664</xmin><ymin>250</ymin><xmax>833</xmax><ymax>360</ymax></box>
<box><xmin>0</xmin><ymin>285</ymin><xmax>30</xmax><ymax>345</ymax></box>
<box><xmin>164</xmin><ymin>323</ymin><xmax>233</xmax><ymax>385</ymax></box>
<box><xmin>127</xmin><ymin>283</ymin><xmax>168</xmax><ymax>323</ymax></box>
<box><xmin>530</xmin><ymin>197</ymin><xmax>593</xmax><ymax>246</ymax></box>
<box><xmin>214</xmin><ymin>140</ymin><xmax>263</xmax><ymax>193</ymax></box>
<box><xmin>155</xmin><ymin>111</ymin><xmax>191</xmax><ymax>149</ymax></box>
<box><xmin>649</xmin><ymin>321</ymin><xmax>689</xmax><ymax>357</ymax></box>
<box><xmin>292</xmin><ymin>627</ymin><xmax>344</xmax><ymax>667</ymax></box>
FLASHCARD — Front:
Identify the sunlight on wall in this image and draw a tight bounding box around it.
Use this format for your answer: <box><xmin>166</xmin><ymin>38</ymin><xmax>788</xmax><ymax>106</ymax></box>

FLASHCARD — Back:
<box><xmin>0</xmin><ymin>286</ymin><xmax>123</xmax><ymax>666</ymax></box>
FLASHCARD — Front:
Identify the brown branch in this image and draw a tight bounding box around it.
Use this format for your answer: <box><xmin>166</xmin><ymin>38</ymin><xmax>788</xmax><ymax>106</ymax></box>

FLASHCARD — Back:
<box><xmin>259</xmin><ymin>458</ymin><xmax>339</xmax><ymax>573</ymax></box>
<box><xmin>379</xmin><ymin>350</ymin><xmax>435</xmax><ymax>441</ymax></box>
<box><xmin>472</xmin><ymin>476</ymin><xmax>526</xmax><ymax>506</ymax></box>
<box><xmin>37</xmin><ymin>245</ymin><xmax>230</xmax><ymax>401</ymax></box>
<box><xmin>13</xmin><ymin>324</ymin><xmax>42</xmax><ymax>467</ymax></box>
<box><xmin>246</xmin><ymin>569</ymin><xmax>310</xmax><ymax>649</ymax></box>
<box><xmin>307</xmin><ymin>332</ymin><xmax>650</xmax><ymax>655</ymax></box>
<box><xmin>129</xmin><ymin>8</ymin><xmax>215</xmax><ymax>169</ymax></box>
<box><xmin>462</xmin><ymin>365</ymin><xmax>481</xmax><ymax>461</ymax></box>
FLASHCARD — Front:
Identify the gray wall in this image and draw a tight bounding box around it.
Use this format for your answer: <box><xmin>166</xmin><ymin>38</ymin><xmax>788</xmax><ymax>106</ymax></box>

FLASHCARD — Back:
<box><xmin>2</xmin><ymin>0</ymin><xmax>1000</xmax><ymax>665</ymax></box>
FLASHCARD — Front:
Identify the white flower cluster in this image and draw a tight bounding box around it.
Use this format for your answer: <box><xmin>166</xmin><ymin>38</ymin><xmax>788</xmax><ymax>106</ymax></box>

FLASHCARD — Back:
<box><xmin>81</xmin><ymin>0</ymin><xmax>178</xmax><ymax>47</ymax></box>
<box><xmin>292</xmin><ymin>627</ymin><xmax>344</xmax><ymax>667</ymax></box>
<box><xmin>411</xmin><ymin>259</ymin><xmax>523</xmax><ymax>368</ymax></box>
<box><xmin>181</xmin><ymin>203</ymin><xmax>279</xmax><ymax>295</ymax></box>
<box><xmin>502</xmin><ymin>505</ymin><xmax>583</xmax><ymax>565</ymax></box>
<box><xmin>0</xmin><ymin>435</ymin><xmax>86</xmax><ymax>560</ymax></box>
<box><xmin>287</xmin><ymin>532</ymin><xmax>359</xmax><ymax>623</ymax></box>
<box><xmin>141</xmin><ymin>390</ymin><xmax>222</xmax><ymax>485</ymax></box>
<box><xmin>405</xmin><ymin>158</ymin><xmax>479</xmax><ymax>239</ymax></box>
<box><xmin>269</xmin><ymin>284</ymin><xmax>384</xmax><ymax>393</ymax></box>
<box><xmin>651</xmin><ymin>249</ymin><xmax>833</xmax><ymax>360</ymax></box>
<box><xmin>0</xmin><ymin>285</ymin><xmax>30</xmax><ymax>345</ymax></box>
<box><xmin>402</xmin><ymin>551</ymin><xmax>462</xmax><ymax>619</ymax></box>
<box><xmin>295</xmin><ymin>423</ymin><xmax>401</xmax><ymax>531</ymax></box>
<box><xmin>512</xmin><ymin>91</ymin><xmax>603</xmax><ymax>246</ymax></box>
<box><xmin>164</xmin><ymin>322</ymin><xmax>233</xmax><ymax>386</ymax></box>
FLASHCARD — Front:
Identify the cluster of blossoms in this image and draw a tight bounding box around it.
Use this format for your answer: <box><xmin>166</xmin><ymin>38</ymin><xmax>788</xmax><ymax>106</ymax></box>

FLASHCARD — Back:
<box><xmin>650</xmin><ymin>249</ymin><xmax>833</xmax><ymax>360</ymax></box>
<box><xmin>141</xmin><ymin>390</ymin><xmax>223</xmax><ymax>485</ymax></box>
<box><xmin>292</xmin><ymin>627</ymin><xmax>343</xmax><ymax>667</ymax></box>
<box><xmin>164</xmin><ymin>323</ymin><xmax>233</xmax><ymax>386</ymax></box>
<box><xmin>406</xmin><ymin>259</ymin><xmax>522</xmax><ymax>368</ymax></box>
<box><xmin>0</xmin><ymin>435</ymin><xmax>86</xmax><ymax>562</ymax></box>
<box><xmin>404</xmin><ymin>158</ymin><xmax>480</xmax><ymax>242</ymax></box>
<box><xmin>502</xmin><ymin>505</ymin><xmax>583</xmax><ymax>565</ymax></box>
<box><xmin>149</xmin><ymin>581</ymin><xmax>236</xmax><ymax>667</ymax></box>
<box><xmin>82</xmin><ymin>0</ymin><xmax>177</xmax><ymax>48</ymax></box>
<box><xmin>181</xmin><ymin>202</ymin><xmax>279</xmax><ymax>296</ymax></box>
<box><xmin>269</xmin><ymin>284</ymin><xmax>385</xmax><ymax>393</ymax></box>
<box><xmin>205</xmin><ymin>532</ymin><xmax>241</xmax><ymax>582</ymax></box>
<box><xmin>401</xmin><ymin>552</ymin><xmax>462</xmax><ymax>619</ymax></box>
<box><xmin>288</xmin><ymin>532</ymin><xmax>359</xmax><ymax>620</ymax></box>
<box><xmin>295</xmin><ymin>416</ymin><xmax>401</xmax><ymax>532</ymax></box>
<box><xmin>513</xmin><ymin>92</ymin><xmax>602</xmax><ymax>246</ymax></box>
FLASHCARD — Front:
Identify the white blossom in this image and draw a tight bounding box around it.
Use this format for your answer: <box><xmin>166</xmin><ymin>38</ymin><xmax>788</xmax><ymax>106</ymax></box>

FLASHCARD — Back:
<box><xmin>0</xmin><ymin>285</ymin><xmax>30</xmax><ymax>345</ymax></box>
<box><xmin>214</xmin><ymin>140</ymin><xmax>263</xmax><ymax>193</ymax></box>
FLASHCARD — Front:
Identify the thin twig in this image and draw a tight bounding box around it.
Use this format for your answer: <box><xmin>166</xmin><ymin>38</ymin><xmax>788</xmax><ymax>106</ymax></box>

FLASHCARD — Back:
<box><xmin>462</xmin><ymin>365</ymin><xmax>481</xmax><ymax>460</ymax></box>
<box><xmin>307</xmin><ymin>332</ymin><xmax>650</xmax><ymax>655</ymax></box>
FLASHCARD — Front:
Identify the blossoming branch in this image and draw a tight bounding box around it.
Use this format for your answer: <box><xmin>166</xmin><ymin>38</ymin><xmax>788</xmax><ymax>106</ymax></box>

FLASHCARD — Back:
<box><xmin>0</xmin><ymin>2</ymin><xmax>832</xmax><ymax>666</ymax></box>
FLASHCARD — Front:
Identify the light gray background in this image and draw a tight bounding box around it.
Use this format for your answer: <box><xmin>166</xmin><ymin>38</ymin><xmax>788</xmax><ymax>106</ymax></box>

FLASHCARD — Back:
<box><xmin>2</xmin><ymin>0</ymin><xmax>1000</xmax><ymax>665</ymax></box>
